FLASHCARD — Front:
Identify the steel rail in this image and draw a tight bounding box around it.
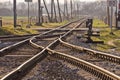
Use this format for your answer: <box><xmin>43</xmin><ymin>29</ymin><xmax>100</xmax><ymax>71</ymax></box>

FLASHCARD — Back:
<box><xmin>0</xmin><ymin>19</ymin><xmax>81</xmax><ymax>57</ymax></box>
<box><xmin>31</xmin><ymin>37</ymin><xmax>120</xmax><ymax>80</ymax></box>
<box><xmin>47</xmin><ymin>19</ymin><xmax>120</xmax><ymax>80</ymax></box>
<box><xmin>58</xmin><ymin>18</ymin><xmax>120</xmax><ymax>65</ymax></box>
<box><xmin>60</xmin><ymin>39</ymin><xmax>120</xmax><ymax>64</ymax></box>
<box><xmin>2</xmin><ymin>18</ymin><xmax>120</xmax><ymax>80</ymax></box>
<box><xmin>0</xmin><ymin>34</ymin><xmax>38</xmax><ymax>38</ymax></box>
<box><xmin>32</xmin><ymin>18</ymin><xmax>120</xmax><ymax>80</ymax></box>
<box><xmin>48</xmin><ymin>49</ymin><xmax>120</xmax><ymax>80</ymax></box>
<box><xmin>34</xmin><ymin>28</ymin><xmax>95</xmax><ymax>32</ymax></box>
<box><xmin>1</xmin><ymin>19</ymin><xmax>84</xmax><ymax>80</ymax></box>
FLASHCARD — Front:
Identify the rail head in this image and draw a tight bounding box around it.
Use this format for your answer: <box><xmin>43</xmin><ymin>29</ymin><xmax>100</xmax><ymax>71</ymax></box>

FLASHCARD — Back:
<box><xmin>1</xmin><ymin>49</ymin><xmax>48</xmax><ymax>80</ymax></box>
<box><xmin>50</xmin><ymin>50</ymin><xmax>120</xmax><ymax>80</ymax></box>
<box><xmin>1</xmin><ymin>18</ymin><xmax>86</xmax><ymax>80</ymax></box>
<box><xmin>29</xmin><ymin>17</ymin><xmax>120</xmax><ymax>80</ymax></box>
<box><xmin>60</xmin><ymin>38</ymin><xmax>120</xmax><ymax>64</ymax></box>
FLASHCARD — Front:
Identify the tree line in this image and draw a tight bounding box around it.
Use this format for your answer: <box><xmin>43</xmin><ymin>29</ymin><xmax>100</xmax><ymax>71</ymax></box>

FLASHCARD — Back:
<box><xmin>0</xmin><ymin>1</ymin><xmax>107</xmax><ymax>19</ymax></box>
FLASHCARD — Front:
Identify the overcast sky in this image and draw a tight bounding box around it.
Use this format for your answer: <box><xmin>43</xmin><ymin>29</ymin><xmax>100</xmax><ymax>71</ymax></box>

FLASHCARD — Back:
<box><xmin>0</xmin><ymin>0</ymin><xmax>97</xmax><ymax>3</ymax></box>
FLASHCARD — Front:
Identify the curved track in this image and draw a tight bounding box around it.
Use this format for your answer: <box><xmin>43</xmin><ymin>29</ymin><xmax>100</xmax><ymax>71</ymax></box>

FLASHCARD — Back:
<box><xmin>0</xmin><ymin>19</ymin><xmax>84</xmax><ymax>80</ymax></box>
<box><xmin>2</xmin><ymin>18</ymin><xmax>120</xmax><ymax>80</ymax></box>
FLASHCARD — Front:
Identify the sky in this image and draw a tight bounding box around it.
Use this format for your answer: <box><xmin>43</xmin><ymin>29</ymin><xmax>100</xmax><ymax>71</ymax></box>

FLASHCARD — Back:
<box><xmin>0</xmin><ymin>0</ymin><xmax>97</xmax><ymax>3</ymax></box>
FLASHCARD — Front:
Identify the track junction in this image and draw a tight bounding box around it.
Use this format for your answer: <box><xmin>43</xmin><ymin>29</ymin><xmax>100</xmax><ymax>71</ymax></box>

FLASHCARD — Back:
<box><xmin>0</xmin><ymin>18</ymin><xmax>120</xmax><ymax>80</ymax></box>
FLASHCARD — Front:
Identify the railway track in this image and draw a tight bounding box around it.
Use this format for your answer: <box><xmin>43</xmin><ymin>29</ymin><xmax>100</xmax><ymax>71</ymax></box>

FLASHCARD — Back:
<box><xmin>0</xmin><ymin>19</ymin><xmax>81</xmax><ymax>49</ymax></box>
<box><xmin>0</xmin><ymin>42</ymin><xmax>41</xmax><ymax>79</ymax></box>
<box><xmin>0</xmin><ymin>34</ymin><xmax>39</xmax><ymax>42</ymax></box>
<box><xmin>0</xmin><ymin>19</ymin><xmax>84</xmax><ymax>80</ymax></box>
<box><xmin>2</xmin><ymin>18</ymin><xmax>120</xmax><ymax>80</ymax></box>
<box><xmin>0</xmin><ymin>19</ymin><xmax>81</xmax><ymax>52</ymax></box>
<box><xmin>46</xmin><ymin>21</ymin><xmax>120</xmax><ymax>80</ymax></box>
<box><xmin>31</xmin><ymin>18</ymin><xmax>120</xmax><ymax>80</ymax></box>
<box><xmin>0</xmin><ymin>34</ymin><xmax>40</xmax><ymax>49</ymax></box>
<box><xmin>31</xmin><ymin>20</ymin><xmax>83</xmax><ymax>48</ymax></box>
<box><xmin>57</xmin><ymin>24</ymin><xmax>120</xmax><ymax>77</ymax></box>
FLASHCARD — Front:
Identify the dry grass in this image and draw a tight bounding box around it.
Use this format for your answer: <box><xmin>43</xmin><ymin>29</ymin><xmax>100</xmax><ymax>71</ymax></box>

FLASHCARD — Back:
<box><xmin>0</xmin><ymin>16</ymin><xmax>68</xmax><ymax>35</ymax></box>
<box><xmin>91</xmin><ymin>19</ymin><xmax>120</xmax><ymax>52</ymax></box>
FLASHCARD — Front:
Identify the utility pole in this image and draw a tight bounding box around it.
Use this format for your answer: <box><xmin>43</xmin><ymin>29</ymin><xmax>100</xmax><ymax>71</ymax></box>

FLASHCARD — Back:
<box><xmin>77</xmin><ymin>3</ymin><xmax>79</xmax><ymax>17</ymax></box>
<box><xmin>73</xmin><ymin>0</ymin><xmax>76</xmax><ymax>18</ymax></box>
<box><xmin>116</xmin><ymin>0</ymin><xmax>118</xmax><ymax>28</ymax></box>
<box><xmin>118</xmin><ymin>0</ymin><xmax>120</xmax><ymax>29</ymax></box>
<box><xmin>13</xmin><ymin>0</ymin><xmax>17</xmax><ymax>28</ymax></box>
<box><xmin>43</xmin><ymin>0</ymin><xmax>51</xmax><ymax>22</ymax></box>
<box><xmin>107</xmin><ymin>0</ymin><xmax>115</xmax><ymax>34</ymax></box>
<box><xmin>107</xmin><ymin>0</ymin><xmax>110</xmax><ymax>26</ymax></box>
<box><xmin>110</xmin><ymin>5</ymin><xmax>113</xmax><ymax>34</ymax></box>
<box><xmin>65</xmin><ymin>0</ymin><xmax>69</xmax><ymax>19</ymax></box>
<box><xmin>25</xmin><ymin>0</ymin><xmax>32</xmax><ymax>27</ymax></box>
<box><xmin>64</xmin><ymin>0</ymin><xmax>66</xmax><ymax>20</ymax></box>
<box><xmin>75</xmin><ymin>1</ymin><xmax>77</xmax><ymax>18</ymax></box>
<box><xmin>37</xmin><ymin>0</ymin><xmax>41</xmax><ymax>25</ymax></box>
<box><xmin>51</xmin><ymin>0</ymin><xmax>54</xmax><ymax>22</ymax></box>
<box><xmin>70</xmin><ymin>0</ymin><xmax>73</xmax><ymax>19</ymax></box>
<box><xmin>53</xmin><ymin>0</ymin><xmax>57</xmax><ymax>22</ymax></box>
<box><xmin>41</xmin><ymin>6</ymin><xmax>44</xmax><ymax>23</ymax></box>
<box><xmin>57</xmin><ymin>0</ymin><xmax>62</xmax><ymax>22</ymax></box>
<box><xmin>28</xmin><ymin>1</ymin><xmax>30</xmax><ymax>24</ymax></box>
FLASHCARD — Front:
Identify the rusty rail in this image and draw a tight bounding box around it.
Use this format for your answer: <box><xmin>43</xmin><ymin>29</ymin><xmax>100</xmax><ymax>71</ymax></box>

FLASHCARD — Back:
<box><xmin>49</xmin><ymin>50</ymin><xmax>120</xmax><ymax>80</ymax></box>
<box><xmin>60</xmin><ymin>35</ymin><xmax>120</xmax><ymax>64</ymax></box>
<box><xmin>2</xmin><ymin>18</ymin><xmax>120</xmax><ymax>80</ymax></box>
<box><xmin>0</xmin><ymin>19</ymin><xmax>83</xmax><ymax>80</ymax></box>
<box><xmin>0</xmin><ymin>19</ymin><xmax>80</xmax><ymax>56</ymax></box>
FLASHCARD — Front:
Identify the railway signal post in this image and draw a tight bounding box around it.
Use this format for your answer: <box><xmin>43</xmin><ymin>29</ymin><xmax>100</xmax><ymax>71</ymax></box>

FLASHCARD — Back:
<box><xmin>107</xmin><ymin>0</ymin><xmax>116</xmax><ymax>34</ymax></box>
<box><xmin>85</xmin><ymin>19</ymin><xmax>104</xmax><ymax>44</ymax></box>
<box><xmin>86</xmin><ymin>19</ymin><xmax>93</xmax><ymax>42</ymax></box>
<box><xmin>25</xmin><ymin>0</ymin><xmax>32</xmax><ymax>27</ymax></box>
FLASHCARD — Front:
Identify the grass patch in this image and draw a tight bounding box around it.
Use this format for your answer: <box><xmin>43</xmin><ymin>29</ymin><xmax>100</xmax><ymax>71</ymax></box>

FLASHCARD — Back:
<box><xmin>32</xmin><ymin>20</ymin><xmax>68</xmax><ymax>28</ymax></box>
<box><xmin>0</xmin><ymin>16</ymin><xmax>75</xmax><ymax>35</ymax></box>
<box><xmin>0</xmin><ymin>28</ymin><xmax>10</xmax><ymax>35</ymax></box>
<box><xmin>0</xmin><ymin>16</ymin><xmax>68</xmax><ymax>35</ymax></box>
<box><xmin>2</xmin><ymin>16</ymin><xmax>68</xmax><ymax>28</ymax></box>
<box><xmin>113</xmin><ymin>40</ymin><xmax>120</xmax><ymax>51</ymax></box>
<box><xmin>1</xmin><ymin>26</ymin><xmax>38</xmax><ymax>35</ymax></box>
<box><xmin>92</xmin><ymin>28</ymin><xmax>119</xmax><ymax>51</ymax></box>
<box><xmin>93</xmin><ymin>19</ymin><xmax>108</xmax><ymax>28</ymax></box>
<box><xmin>91</xmin><ymin>19</ymin><xmax>120</xmax><ymax>52</ymax></box>
<box><xmin>92</xmin><ymin>44</ymin><xmax>114</xmax><ymax>52</ymax></box>
<box><xmin>114</xmin><ymin>40</ymin><xmax>120</xmax><ymax>47</ymax></box>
